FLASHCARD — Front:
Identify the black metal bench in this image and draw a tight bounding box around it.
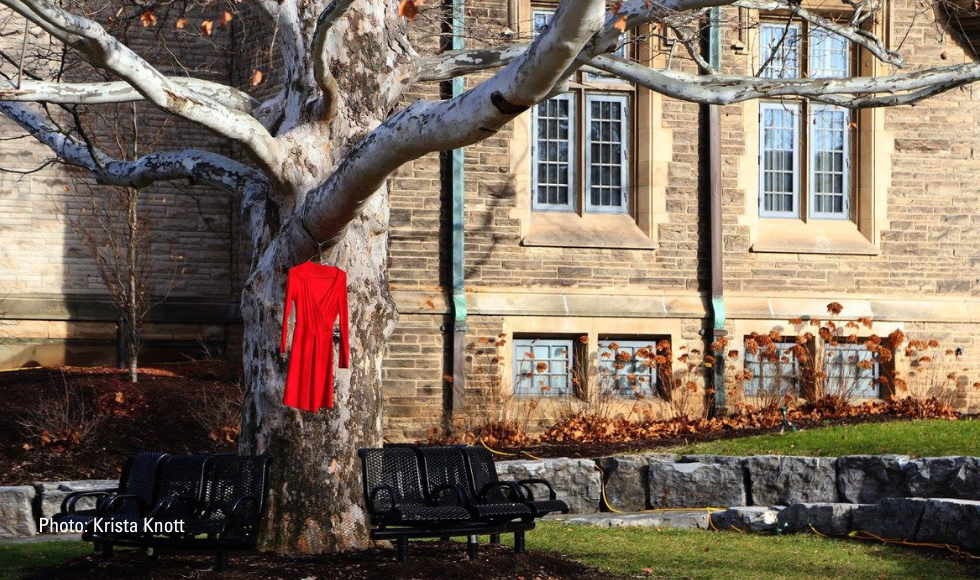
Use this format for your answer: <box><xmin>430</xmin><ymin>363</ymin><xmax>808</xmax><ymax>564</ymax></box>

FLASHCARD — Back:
<box><xmin>55</xmin><ymin>451</ymin><xmax>168</xmax><ymax>531</ymax></box>
<box><xmin>90</xmin><ymin>454</ymin><xmax>214</xmax><ymax>556</ymax></box>
<box><xmin>463</xmin><ymin>446</ymin><xmax>569</xmax><ymax>518</ymax></box>
<box><xmin>359</xmin><ymin>445</ymin><xmax>565</xmax><ymax>563</ymax></box>
<box><xmin>85</xmin><ymin>454</ymin><xmax>271</xmax><ymax>572</ymax></box>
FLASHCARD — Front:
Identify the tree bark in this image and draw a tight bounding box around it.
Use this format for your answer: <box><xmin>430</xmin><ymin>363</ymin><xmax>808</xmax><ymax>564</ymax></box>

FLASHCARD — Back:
<box><xmin>239</xmin><ymin>186</ymin><xmax>397</xmax><ymax>552</ymax></box>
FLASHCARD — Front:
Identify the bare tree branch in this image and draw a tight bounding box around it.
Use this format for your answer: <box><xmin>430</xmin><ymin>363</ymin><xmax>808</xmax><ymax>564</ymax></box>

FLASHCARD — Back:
<box><xmin>0</xmin><ymin>78</ymin><xmax>257</xmax><ymax>111</ymax></box>
<box><xmin>0</xmin><ymin>0</ymin><xmax>283</xmax><ymax>175</ymax></box>
<box><xmin>736</xmin><ymin>0</ymin><xmax>904</xmax><ymax>67</ymax></box>
<box><xmin>588</xmin><ymin>54</ymin><xmax>980</xmax><ymax>107</ymax></box>
<box><xmin>281</xmin><ymin>0</ymin><xmax>611</xmax><ymax>260</ymax></box>
<box><xmin>312</xmin><ymin>0</ymin><xmax>358</xmax><ymax>123</ymax></box>
<box><xmin>419</xmin><ymin>43</ymin><xmax>530</xmax><ymax>82</ymax></box>
<box><xmin>0</xmin><ymin>100</ymin><xmax>270</xmax><ymax>235</ymax></box>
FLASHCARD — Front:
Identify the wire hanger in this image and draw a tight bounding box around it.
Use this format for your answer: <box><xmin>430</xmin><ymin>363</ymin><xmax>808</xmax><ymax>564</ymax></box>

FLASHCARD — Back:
<box><xmin>300</xmin><ymin>219</ymin><xmax>330</xmax><ymax>266</ymax></box>
<box><xmin>308</xmin><ymin>240</ymin><xmax>329</xmax><ymax>265</ymax></box>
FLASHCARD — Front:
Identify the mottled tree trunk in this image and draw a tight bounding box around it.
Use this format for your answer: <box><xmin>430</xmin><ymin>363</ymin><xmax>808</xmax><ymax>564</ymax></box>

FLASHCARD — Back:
<box><xmin>232</xmin><ymin>0</ymin><xmax>407</xmax><ymax>552</ymax></box>
<box><xmin>239</xmin><ymin>187</ymin><xmax>397</xmax><ymax>552</ymax></box>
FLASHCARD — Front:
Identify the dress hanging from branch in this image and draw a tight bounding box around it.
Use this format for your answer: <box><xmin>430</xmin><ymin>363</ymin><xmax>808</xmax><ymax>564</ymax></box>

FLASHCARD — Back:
<box><xmin>280</xmin><ymin>263</ymin><xmax>350</xmax><ymax>411</ymax></box>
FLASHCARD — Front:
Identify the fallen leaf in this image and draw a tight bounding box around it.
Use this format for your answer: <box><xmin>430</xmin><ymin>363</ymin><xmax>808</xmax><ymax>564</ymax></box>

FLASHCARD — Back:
<box><xmin>140</xmin><ymin>10</ymin><xmax>157</xmax><ymax>27</ymax></box>
<box><xmin>251</xmin><ymin>69</ymin><xmax>264</xmax><ymax>86</ymax></box>
<box><xmin>220</xmin><ymin>11</ymin><xmax>234</xmax><ymax>28</ymax></box>
<box><xmin>201</xmin><ymin>19</ymin><xmax>214</xmax><ymax>36</ymax></box>
<box><xmin>398</xmin><ymin>0</ymin><xmax>421</xmax><ymax>21</ymax></box>
<box><xmin>176</xmin><ymin>17</ymin><xmax>187</xmax><ymax>30</ymax></box>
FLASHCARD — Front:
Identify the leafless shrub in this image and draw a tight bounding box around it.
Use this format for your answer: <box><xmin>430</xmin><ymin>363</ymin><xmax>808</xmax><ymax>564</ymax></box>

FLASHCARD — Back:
<box><xmin>17</xmin><ymin>371</ymin><xmax>103</xmax><ymax>448</ymax></box>
<box><xmin>899</xmin><ymin>339</ymin><xmax>963</xmax><ymax>406</ymax></box>
<box><xmin>189</xmin><ymin>380</ymin><xmax>244</xmax><ymax>445</ymax></box>
<box><xmin>670</xmin><ymin>346</ymin><xmax>708</xmax><ymax>419</ymax></box>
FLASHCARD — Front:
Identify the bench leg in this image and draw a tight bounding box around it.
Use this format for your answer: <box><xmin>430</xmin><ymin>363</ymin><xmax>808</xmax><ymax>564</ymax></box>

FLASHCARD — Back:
<box><xmin>489</xmin><ymin>533</ymin><xmax>501</xmax><ymax>545</ymax></box>
<box><xmin>397</xmin><ymin>536</ymin><xmax>408</xmax><ymax>564</ymax></box>
<box><xmin>514</xmin><ymin>530</ymin><xmax>526</xmax><ymax>555</ymax></box>
<box><xmin>215</xmin><ymin>549</ymin><xmax>228</xmax><ymax>572</ymax></box>
<box><xmin>467</xmin><ymin>535</ymin><xmax>478</xmax><ymax>561</ymax></box>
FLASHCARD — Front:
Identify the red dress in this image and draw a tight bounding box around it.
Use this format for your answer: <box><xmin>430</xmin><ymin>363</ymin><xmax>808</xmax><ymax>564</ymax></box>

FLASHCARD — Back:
<box><xmin>280</xmin><ymin>263</ymin><xmax>350</xmax><ymax>411</ymax></box>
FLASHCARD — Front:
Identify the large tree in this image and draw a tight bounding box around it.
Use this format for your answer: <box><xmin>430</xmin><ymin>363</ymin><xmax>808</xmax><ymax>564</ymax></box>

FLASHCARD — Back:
<box><xmin>2</xmin><ymin>0</ymin><xmax>979</xmax><ymax>553</ymax></box>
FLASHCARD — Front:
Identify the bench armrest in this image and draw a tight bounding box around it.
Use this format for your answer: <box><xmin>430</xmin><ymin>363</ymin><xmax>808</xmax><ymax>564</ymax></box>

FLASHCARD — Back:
<box><xmin>478</xmin><ymin>481</ymin><xmax>526</xmax><ymax>503</ymax></box>
<box><xmin>515</xmin><ymin>478</ymin><xmax>558</xmax><ymax>501</ymax></box>
<box><xmin>228</xmin><ymin>496</ymin><xmax>261</xmax><ymax>525</ymax></box>
<box><xmin>99</xmin><ymin>494</ymin><xmax>149</xmax><ymax>518</ymax></box>
<box><xmin>152</xmin><ymin>494</ymin><xmax>201</xmax><ymax>520</ymax></box>
<box><xmin>368</xmin><ymin>485</ymin><xmax>398</xmax><ymax>514</ymax></box>
<box><xmin>61</xmin><ymin>489</ymin><xmax>118</xmax><ymax>514</ymax></box>
<box><xmin>428</xmin><ymin>484</ymin><xmax>467</xmax><ymax>507</ymax></box>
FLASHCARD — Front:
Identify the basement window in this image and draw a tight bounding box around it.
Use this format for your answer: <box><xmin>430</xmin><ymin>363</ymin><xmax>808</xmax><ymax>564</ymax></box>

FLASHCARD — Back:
<box><xmin>743</xmin><ymin>340</ymin><xmax>799</xmax><ymax>397</ymax></box>
<box><xmin>597</xmin><ymin>340</ymin><xmax>659</xmax><ymax>398</ymax></box>
<box><xmin>824</xmin><ymin>343</ymin><xmax>881</xmax><ymax>399</ymax></box>
<box><xmin>513</xmin><ymin>338</ymin><xmax>573</xmax><ymax>397</ymax></box>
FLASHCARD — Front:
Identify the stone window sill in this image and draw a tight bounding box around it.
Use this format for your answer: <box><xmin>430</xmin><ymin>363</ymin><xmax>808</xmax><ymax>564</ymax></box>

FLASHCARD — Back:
<box><xmin>522</xmin><ymin>211</ymin><xmax>657</xmax><ymax>250</ymax></box>
<box><xmin>751</xmin><ymin>219</ymin><xmax>880</xmax><ymax>256</ymax></box>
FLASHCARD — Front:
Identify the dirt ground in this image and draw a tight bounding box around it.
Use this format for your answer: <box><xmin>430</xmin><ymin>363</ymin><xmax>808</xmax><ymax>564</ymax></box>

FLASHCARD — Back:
<box><xmin>0</xmin><ymin>362</ymin><xmax>241</xmax><ymax>485</ymax></box>
<box><xmin>26</xmin><ymin>542</ymin><xmax>613</xmax><ymax>580</ymax></box>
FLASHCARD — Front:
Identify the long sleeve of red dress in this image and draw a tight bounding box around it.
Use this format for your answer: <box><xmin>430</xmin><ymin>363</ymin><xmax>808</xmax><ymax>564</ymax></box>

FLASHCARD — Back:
<box><xmin>280</xmin><ymin>263</ymin><xmax>350</xmax><ymax>412</ymax></box>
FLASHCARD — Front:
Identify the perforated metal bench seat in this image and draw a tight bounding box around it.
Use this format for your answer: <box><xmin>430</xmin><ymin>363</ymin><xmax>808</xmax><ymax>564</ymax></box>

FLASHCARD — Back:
<box><xmin>359</xmin><ymin>446</ymin><xmax>535</xmax><ymax>563</ymax></box>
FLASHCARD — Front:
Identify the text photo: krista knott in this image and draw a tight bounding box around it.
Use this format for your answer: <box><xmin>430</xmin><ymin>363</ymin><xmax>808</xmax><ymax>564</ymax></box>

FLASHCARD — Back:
<box><xmin>38</xmin><ymin>518</ymin><xmax>186</xmax><ymax>535</ymax></box>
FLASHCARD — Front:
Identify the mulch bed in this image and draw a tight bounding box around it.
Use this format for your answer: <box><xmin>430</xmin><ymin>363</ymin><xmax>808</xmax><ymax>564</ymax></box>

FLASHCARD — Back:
<box><xmin>27</xmin><ymin>542</ymin><xmax>613</xmax><ymax>580</ymax></box>
<box><xmin>0</xmin><ymin>362</ymin><xmax>241</xmax><ymax>485</ymax></box>
<box><xmin>484</xmin><ymin>413</ymin><xmax>919</xmax><ymax>460</ymax></box>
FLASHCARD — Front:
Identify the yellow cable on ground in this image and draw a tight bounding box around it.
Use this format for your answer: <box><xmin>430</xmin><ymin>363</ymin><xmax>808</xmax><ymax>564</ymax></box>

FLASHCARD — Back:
<box><xmin>478</xmin><ymin>440</ymin><xmax>543</xmax><ymax>460</ymax></box>
<box><xmin>848</xmin><ymin>530</ymin><xmax>980</xmax><ymax>560</ymax></box>
<box><xmin>0</xmin><ymin>365</ymin><xmax>47</xmax><ymax>373</ymax></box>
<box><xmin>593</xmin><ymin>463</ymin><xmax>624</xmax><ymax>513</ymax></box>
<box><xmin>808</xmin><ymin>523</ymin><xmax>827</xmax><ymax>538</ymax></box>
<box><xmin>479</xmin><ymin>440</ymin><xmax>518</xmax><ymax>456</ymax></box>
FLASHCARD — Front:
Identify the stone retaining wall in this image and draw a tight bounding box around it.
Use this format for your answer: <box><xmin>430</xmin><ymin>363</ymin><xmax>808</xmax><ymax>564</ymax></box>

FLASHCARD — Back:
<box><xmin>0</xmin><ymin>480</ymin><xmax>115</xmax><ymax>538</ymax></box>
<box><xmin>709</xmin><ymin>498</ymin><xmax>980</xmax><ymax>552</ymax></box>
<box><xmin>493</xmin><ymin>454</ymin><xmax>980</xmax><ymax>515</ymax></box>
<box><xmin>3</xmin><ymin>454</ymin><xmax>978</xmax><ymax>539</ymax></box>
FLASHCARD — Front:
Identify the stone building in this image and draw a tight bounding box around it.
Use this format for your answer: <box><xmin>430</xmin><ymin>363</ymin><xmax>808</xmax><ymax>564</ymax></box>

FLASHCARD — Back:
<box><xmin>1</xmin><ymin>0</ymin><xmax>979</xmax><ymax>441</ymax></box>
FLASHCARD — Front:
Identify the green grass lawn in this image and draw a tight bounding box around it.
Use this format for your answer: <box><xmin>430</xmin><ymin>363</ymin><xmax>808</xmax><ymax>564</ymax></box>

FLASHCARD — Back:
<box><xmin>669</xmin><ymin>418</ymin><xmax>980</xmax><ymax>458</ymax></box>
<box><xmin>520</xmin><ymin>522</ymin><xmax>980</xmax><ymax>580</ymax></box>
<box><xmin>0</xmin><ymin>541</ymin><xmax>91</xmax><ymax>580</ymax></box>
<box><xmin>4</xmin><ymin>525</ymin><xmax>978</xmax><ymax>580</ymax></box>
